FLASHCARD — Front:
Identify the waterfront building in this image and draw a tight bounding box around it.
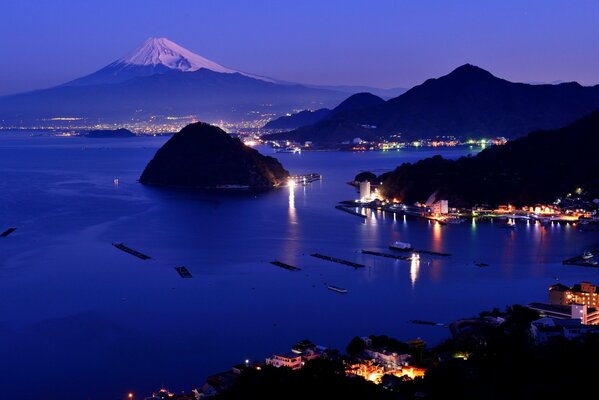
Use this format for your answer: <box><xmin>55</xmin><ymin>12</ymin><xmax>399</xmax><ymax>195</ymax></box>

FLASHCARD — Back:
<box><xmin>359</xmin><ymin>181</ymin><xmax>371</xmax><ymax>201</ymax></box>
<box><xmin>549</xmin><ymin>281</ymin><xmax>599</xmax><ymax>308</ymax></box>
<box><xmin>265</xmin><ymin>352</ymin><xmax>303</xmax><ymax>370</ymax></box>
<box><xmin>430</xmin><ymin>200</ymin><xmax>448</xmax><ymax>215</ymax></box>
<box><xmin>527</xmin><ymin>302</ymin><xmax>599</xmax><ymax>325</ymax></box>
<box><xmin>530</xmin><ymin>317</ymin><xmax>599</xmax><ymax>344</ymax></box>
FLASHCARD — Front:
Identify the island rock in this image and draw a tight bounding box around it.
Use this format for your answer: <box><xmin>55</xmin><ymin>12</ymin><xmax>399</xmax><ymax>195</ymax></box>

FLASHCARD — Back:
<box><xmin>140</xmin><ymin>122</ymin><xmax>289</xmax><ymax>189</ymax></box>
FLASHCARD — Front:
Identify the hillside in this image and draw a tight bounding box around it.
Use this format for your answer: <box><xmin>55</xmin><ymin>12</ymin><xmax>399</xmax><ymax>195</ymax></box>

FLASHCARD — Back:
<box><xmin>263</xmin><ymin>108</ymin><xmax>331</xmax><ymax>130</ymax></box>
<box><xmin>273</xmin><ymin>64</ymin><xmax>599</xmax><ymax>144</ymax></box>
<box><xmin>375</xmin><ymin>109</ymin><xmax>599</xmax><ymax>207</ymax></box>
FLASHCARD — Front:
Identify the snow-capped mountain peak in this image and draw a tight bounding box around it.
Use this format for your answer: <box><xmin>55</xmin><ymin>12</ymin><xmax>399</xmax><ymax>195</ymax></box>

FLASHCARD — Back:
<box><xmin>117</xmin><ymin>37</ymin><xmax>238</xmax><ymax>74</ymax></box>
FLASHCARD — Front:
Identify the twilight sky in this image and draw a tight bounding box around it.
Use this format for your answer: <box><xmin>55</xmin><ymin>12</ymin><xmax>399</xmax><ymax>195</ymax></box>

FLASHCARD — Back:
<box><xmin>1</xmin><ymin>0</ymin><xmax>598</xmax><ymax>95</ymax></box>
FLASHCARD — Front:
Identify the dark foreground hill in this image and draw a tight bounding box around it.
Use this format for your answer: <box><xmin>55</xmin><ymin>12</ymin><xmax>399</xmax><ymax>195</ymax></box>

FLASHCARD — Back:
<box><xmin>140</xmin><ymin>122</ymin><xmax>289</xmax><ymax>189</ymax></box>
<box><xmin>375</xmin><ymin>109</ymin><xmax>599</xmax><ymax>207</ymax></box>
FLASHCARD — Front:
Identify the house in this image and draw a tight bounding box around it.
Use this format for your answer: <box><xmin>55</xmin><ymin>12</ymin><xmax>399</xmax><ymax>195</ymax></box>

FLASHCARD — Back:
<box><xmin>265</xmin><ymin>352</ymin><xmax>303</xmax><ymax>370</ymax></box>
<box><xmin>530</xmin><ymin>317</ymin><xmax>599</xmax><ymax>344</ymax></box>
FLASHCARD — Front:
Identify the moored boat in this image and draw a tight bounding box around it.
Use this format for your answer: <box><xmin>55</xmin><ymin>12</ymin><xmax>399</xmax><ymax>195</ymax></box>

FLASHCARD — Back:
<box><xmin>389</xmin><ymin>241</ymin><xmax>413</xmax><ymax>251</ymax></box>
<box><xmin>327</xmin><ymin>285</ymin><xmax>348</xmax><ymax>294</ymax></box>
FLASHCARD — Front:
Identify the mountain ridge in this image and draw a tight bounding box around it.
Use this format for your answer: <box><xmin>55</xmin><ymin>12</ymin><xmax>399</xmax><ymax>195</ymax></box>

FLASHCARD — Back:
<box><xmin>271</xmin><ymin>64</ymin><xmax>599</xmax><ymax>144</ymax></box>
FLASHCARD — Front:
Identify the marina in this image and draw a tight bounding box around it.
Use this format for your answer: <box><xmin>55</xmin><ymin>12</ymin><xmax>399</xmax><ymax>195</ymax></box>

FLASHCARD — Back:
<box><xmin>310</xmin><ymin>253</ymin><xmax>366</xmax><ymax>269</ymax></box>
<box><xmin>175</xmin><ymin>266</ymin><xmax>193</xmax><ymax>278</ymax></box>
<box><xmin>0</xmin><ymin>227</ymin><xmax>16</xmax><ymax>237</ymax></box>
<box><xmin>112</xmin><ymin>242</ymin><xmax>151</xmax><ymax>260</ymax></box>
<box><xmin>270</xmin><ymin>260</ymin><xmax>302</xmax><ymax>271</ymax></box>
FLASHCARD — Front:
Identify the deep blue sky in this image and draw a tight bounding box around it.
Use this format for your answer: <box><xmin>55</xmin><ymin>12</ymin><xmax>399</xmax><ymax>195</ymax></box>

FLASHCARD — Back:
<box><xmin>1</xmin><ymin>0</ymin><xmax>598</xmax><ymax>95</ymax></box>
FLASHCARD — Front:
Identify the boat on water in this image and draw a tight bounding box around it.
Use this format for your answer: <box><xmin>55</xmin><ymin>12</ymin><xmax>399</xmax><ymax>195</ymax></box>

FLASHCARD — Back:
<box><xmin>327</xmin><ymin>285</ymin><xmax>348</xmax><ymax>294</ymax></box>
<box><xmin>582</xmin><ymin>251</ymin><xmax>594</xmax><ymax>260</ymax></box>
<box><xmin>445</xmin><ymin>217</ymin><xmax>466</xmax><ymax>224</ymax></box>
<box><xmin>389</xmin><ymin>241</ymin><xmax>413</xmax><ymax>251</ymax></box>
<box><xmin>275</xmin><ymin>146</ymin><xmax>301</xmax><ymax>154</ymax></box>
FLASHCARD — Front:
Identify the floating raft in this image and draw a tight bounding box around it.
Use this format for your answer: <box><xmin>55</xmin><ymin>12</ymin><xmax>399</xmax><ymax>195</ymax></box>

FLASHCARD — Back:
<box><xmin>270</xmin><ymin>261</ymin><xmax>302</xmax><ymax>271</ymax></box>
<box><xmin>112</xmin><ymin>242</ymin><xmax>151</xmax><ymax>260</ymax></box>
<box><xmin>311</xmin><ymin>253</ymin><xmax>365</xmax><ymax>268</ymax></box>
<box><xmin>175</xmin><ymin>266</ymin><xmax>193</xmax><ymax>278</ymax></box>
<box><xmin>411</xmin><ymin>320</ymin><xmax>447</xmax><ymax>328</ymax></box>
<box><xmin>0</xmin><ymin>227</ymin><xmax>16</xmax><ymax>237</ymax></box>
<box><xmin>389</xmin><ymin>247</ymin><xmax>451</xmax><ymax>257</ymax></box>
<box><xmin>361</xmin><ymin>250</ymin><xmax>412</xmax><ymax>261</ymax></box>
<box><xmin>335</xmin><ymin>205</ymin><xmax>367</xmax><ymax>219</ymax></box>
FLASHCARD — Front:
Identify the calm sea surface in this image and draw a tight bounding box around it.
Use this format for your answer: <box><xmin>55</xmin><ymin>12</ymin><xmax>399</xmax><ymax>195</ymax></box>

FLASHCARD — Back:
<box><xmin>1</xmin><ymin>132</ymin><xmax>597</xmax><ymax>399</ymax></box>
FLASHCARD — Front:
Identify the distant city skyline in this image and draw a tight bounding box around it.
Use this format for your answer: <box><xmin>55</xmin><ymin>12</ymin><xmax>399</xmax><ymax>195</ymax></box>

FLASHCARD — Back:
<box><xmin>1</xmin><ymin>0</ymin><xmax>599</xmax><ymax>95</ymax></box>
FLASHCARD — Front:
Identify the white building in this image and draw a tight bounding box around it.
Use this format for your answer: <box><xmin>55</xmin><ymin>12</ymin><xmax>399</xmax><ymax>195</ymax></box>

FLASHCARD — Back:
<box><xmin>265</xmin><ymin>352</ymin><xmax>303</xmax><ymax>370</ymax></box>
<box><xmin>431</xmin><ymin>200</ymin><xmax>448</xmax><ymax>215</ymax></box>
<box><xmin>359</xmin><ymin>181</ymin><xmax>371</xmax><ymax>201</ymax></box>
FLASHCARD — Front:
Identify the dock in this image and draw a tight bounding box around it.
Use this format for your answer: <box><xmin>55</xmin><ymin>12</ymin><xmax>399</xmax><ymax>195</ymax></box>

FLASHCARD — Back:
<box><xmin>175</xmin><ymin>266</ymin><xmax>193</xmax><ymax>278</ymax></box>
<box><xmin>389</xmin><ymin>247</ymin><xmax>451</xmax><ymax>257</ymax></box>
<box><xmin>311</xmin><ymin>253</ymin><xmax>365</xmax><ymax>268</ymax></box>
<box><xmin>563</xmin><ymin>249</ymin><xmax>599</xmax><ymax>267</ymax></box>
<box><xmin>335</xmin><ymin>205</ymin><xmax>367</xmax><ymax>219</ymax></box>
<box><xmin>0</xmin><ymin>227</ymin><xmax>16</xmax><ymax>237</ymax></box>
<box><xmin>411</xmin><ymin>320</ymin><xmax>448</xmax><ymax>328</ymax></box>
<box><xmin>361</xmin><ymin>250</ymin><xmax>412</xmax><ymax>261</ymax></box>
<box><xmin>270</xmin><ymin>260</ymin><xmax>302</xmax><ymax>271</ymax></box>
<box><xmin>112</xmin><ymin>242</ymin><xmax>151</xmax><ymax>260</ymax></box>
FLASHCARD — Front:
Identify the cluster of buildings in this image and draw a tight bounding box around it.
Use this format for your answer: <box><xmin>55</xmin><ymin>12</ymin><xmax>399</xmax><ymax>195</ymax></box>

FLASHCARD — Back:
<box><xmin>192</xmin><ymin>337</ymin><xmax>427</xmax><ymax>398</ymax></box>
<box><xmin>344</xmin><ymin>337</ymin><xmax>426</xmax><ymax>386</ymax></box>
<box><xmin>527</xmin><ymin>281</ymin><xmax>599</xmax><ymax>343</ymax></box>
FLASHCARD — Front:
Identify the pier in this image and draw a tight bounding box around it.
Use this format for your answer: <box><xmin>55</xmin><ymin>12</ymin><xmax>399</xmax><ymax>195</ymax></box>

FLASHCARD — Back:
<box><xmin>335</xmin><ymin>205</ymin><xmax>367</xmax><ymax>219</ymax></box>
<box><xmin>270</xmin><ymin>260</ymin><xmax>302</xmax><ymax>271</ymax></box>
<box><xmin>291</xmin><ymin>173</ymin><xmax>321</xmax><ymax>185</ymax></box>
<box><xmin>563</xmin><ymin>249</ymin><xmax>599</xmax><ymax>267</ymax></box>
<box><xmin>311</xmin><ymin>253</ymin><xmax>365</xmax><ymax>268</ymax></box>
<box><xmin>175</xmin><ymin>266</ymin><xmax>193</xmax><ymax>278</ymax></box>
<box><xmin>411</xmin><ymin>320</ymin><xmax>448</xmax><ymax>328</ymax></box>
<box><xmin>112</xmin><ymin>242</ymin><xmax>151</xmax><ymax>260</ymax></box>
<box><xmin>388</xmin><ymin>247</ymin><xmax>451</xmax><ymax>257</ymax></box>
<box><xmin>361</xmin><ymin>250</ymin><xmax>412</xmax><ymax>261</ymax></box>
<box><xmin>0</xmin><ymin>227</ymin><xmax>16</xmax><ymax>237</ymax></box>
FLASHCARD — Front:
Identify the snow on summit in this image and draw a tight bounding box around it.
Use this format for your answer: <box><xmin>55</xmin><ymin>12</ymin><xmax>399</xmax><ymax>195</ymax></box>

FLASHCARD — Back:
<box><xmin>114</xmin><ymin>37</ymin><xmax>274</xmax><ymax>82</ymax></box>
<box><xmin>118</xmin><ymin>37</ymin><xmax>238</xmax><ymax>73</ymax></box>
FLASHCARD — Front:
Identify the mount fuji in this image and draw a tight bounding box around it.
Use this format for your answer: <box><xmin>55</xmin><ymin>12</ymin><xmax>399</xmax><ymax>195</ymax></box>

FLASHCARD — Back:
<box><xmin>66</xmin><ymin>37</ymin><xmax>276</xmax><ymax>86</ymax></box>
<box><xmin>0</xmin><ymin>38</ymin><xmax>349</xmax><ymax>123</ymax></box>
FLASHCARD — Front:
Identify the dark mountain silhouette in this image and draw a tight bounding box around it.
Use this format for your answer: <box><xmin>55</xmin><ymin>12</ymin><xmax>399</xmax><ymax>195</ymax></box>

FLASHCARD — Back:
<box><xmin>374</xmin><ymin>108</ymin><xmax>599</xmax><ymax>207</ymax></box>
<box><xmin>264</xmin><ymin>108</ymin><xmax>331</xmax><ymax>130</ymax></box>
<box><xmin>267</xmin><ymin>93</ymin><xmax>385</xmax><ymax>143</ymax></box>
<box><xmin>140</xmin><ymin>122</ymin><xmax>289</xmax><ymax>189</ymax></box>
<box><xmin>273</xmin><ymin>64</ymin><xmax>599</xmax><ymax>144</ymax></box>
